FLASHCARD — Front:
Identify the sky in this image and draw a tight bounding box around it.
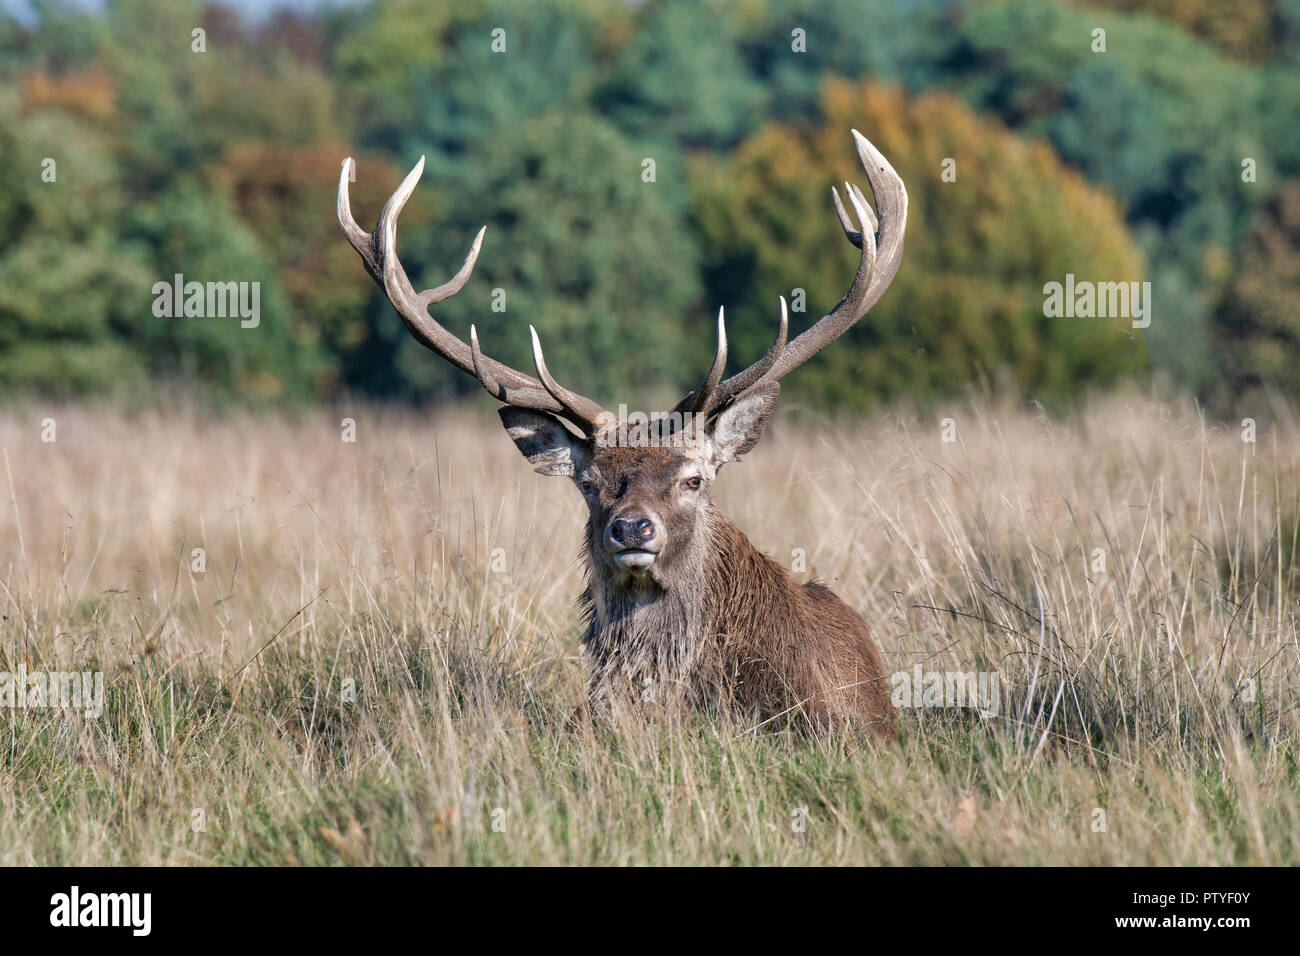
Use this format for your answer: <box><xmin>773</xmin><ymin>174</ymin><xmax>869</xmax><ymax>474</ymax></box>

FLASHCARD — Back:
<box><xmin>3</xmin><ymin>0</ymin><xmax>358</xmax><ymax>27</ymax></box>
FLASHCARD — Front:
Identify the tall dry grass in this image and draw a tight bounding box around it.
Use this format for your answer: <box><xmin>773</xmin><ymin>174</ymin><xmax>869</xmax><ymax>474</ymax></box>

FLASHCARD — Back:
<box><xmin>0</xmin><ymin>396</ymin><xmax>1296</xmax><ymax>864</ymax></box>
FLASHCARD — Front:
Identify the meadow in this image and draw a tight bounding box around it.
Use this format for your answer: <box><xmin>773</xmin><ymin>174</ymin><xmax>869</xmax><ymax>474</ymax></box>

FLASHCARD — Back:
<box><xmin>0</xmin><ymin>395</ymin><xmax>1296</xmax><ymax>865</ymax></box>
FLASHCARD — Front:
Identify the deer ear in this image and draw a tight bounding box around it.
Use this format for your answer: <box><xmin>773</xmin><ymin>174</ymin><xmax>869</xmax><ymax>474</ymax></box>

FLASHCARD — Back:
<box><xmin>499</xmin><ymin>407</ymin><xmax>590</xmax><ymax>477</ymax></box>
<box><xmin>707</xmin><ymin>383</ymin><xmax>779</xmax><ymax>465</ymax></box>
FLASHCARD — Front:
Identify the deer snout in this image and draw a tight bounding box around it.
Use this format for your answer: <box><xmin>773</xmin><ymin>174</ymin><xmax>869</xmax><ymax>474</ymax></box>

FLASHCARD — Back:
<box><xmin>605</xmin><ymin>514</ymin><xmax>661</xmax><ymax>570</ymax></box>
<box><xmin>609</xmin><ymin>516</ymin><xmax>656</xmax><ymax>546</ymax></box>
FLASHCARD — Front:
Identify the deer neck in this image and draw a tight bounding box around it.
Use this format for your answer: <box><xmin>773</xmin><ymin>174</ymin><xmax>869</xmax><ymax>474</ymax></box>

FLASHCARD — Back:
<box><xmin>580</xmin><ymin>509</ymin><xmax>788</xmax><ymax>690</ymax></box>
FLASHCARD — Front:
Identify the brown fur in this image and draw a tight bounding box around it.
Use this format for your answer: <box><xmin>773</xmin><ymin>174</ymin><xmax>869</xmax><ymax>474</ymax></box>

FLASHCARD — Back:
<box><xmin>568</xmin><ymin>441</ymin><xmax>895</xmax><ymax>738</ymax></box>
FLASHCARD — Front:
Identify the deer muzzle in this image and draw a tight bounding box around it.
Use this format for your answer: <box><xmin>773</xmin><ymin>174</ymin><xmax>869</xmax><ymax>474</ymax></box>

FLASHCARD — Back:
<box><xmin>605</xmin><ymin>514</ymin><xmax>662</xmax><ymax>570</ymax></box>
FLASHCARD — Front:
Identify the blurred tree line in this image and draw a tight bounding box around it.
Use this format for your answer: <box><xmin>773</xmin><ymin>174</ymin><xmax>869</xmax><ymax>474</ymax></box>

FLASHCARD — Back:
<box><xmin>0</xmin><ymin>0</ymin><xmax>1296</xmax><ymax>412</ymax></box>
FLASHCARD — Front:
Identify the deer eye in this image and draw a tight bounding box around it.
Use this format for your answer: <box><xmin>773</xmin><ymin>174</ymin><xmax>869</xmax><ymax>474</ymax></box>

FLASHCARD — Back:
<box><xmin>681</xmin><ymin>476</ymin><xmax>703</xmax><ymax>492</ymax></box>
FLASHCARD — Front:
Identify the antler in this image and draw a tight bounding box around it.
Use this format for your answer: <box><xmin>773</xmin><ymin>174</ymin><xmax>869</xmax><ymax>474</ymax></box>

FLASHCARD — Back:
<box><xmin>340</xmin><ymin>131</ymin><xmax>903</xmax><ymax>436</ymax></box>
<box><xmin>338</xmin><ymin>156</ymin><xmax>609</xmax><ymax>434</ymax></box>
<box><xmin>675</xmin><ymin>130</ymin><xmax>907</xmax><ymax>419</ymax></box>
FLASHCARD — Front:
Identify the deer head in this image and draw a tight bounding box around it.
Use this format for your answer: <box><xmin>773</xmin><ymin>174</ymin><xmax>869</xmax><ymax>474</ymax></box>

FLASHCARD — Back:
<box><xmin>337</xmin><ymin>129</ymin><xmax>906</xmax><ymax>615</ymax></box>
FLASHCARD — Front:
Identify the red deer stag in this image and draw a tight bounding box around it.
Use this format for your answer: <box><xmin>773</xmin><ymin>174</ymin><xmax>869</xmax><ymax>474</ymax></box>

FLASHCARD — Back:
<box><xmin>338</xmin><ymin>130</ymin><xmax>906</xmax><ymax>736</ymax></box>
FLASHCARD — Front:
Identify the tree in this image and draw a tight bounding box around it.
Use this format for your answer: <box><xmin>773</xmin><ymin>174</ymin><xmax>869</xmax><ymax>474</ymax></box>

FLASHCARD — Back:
<box><xmin>403</xmin><ymin>110</ymin><xmax>704</xmax><ymax>406</ymax></box>
<box><xmin>208</xmin><ymin>142</ymin><xmax>425</xmax><ymax>397</ymax></box>
<box><xmin>1067</xmin><ymin>0</ymin><xmax>1282</xmax><ymax>63</ymax></box>
<box><xmin>732</xmin><ymin>0</ymin><xmax>959</xmax><ymax>120</ymax></box>
<box><xmin>595</xmin><ymin>0</ymin><xmax>766</xmax><ymax>151</ymax></box>
<box><xmin>341</xmin><ymin>0</ymin><xmax>618</xmax><ymax>180</ymax></box>
<box><xmin>948</xmin><ymin>0</ymin><xmax>1279</xmax><ymax>392</ymax></box>
<box><xmin>119</xmin><ymin>180</ymin><xmax>325</xmax><ymax>402</ymax></box>
<box><xmin>99</xmin><ymin>0</ymin><xmax>343</xmax><ymax>189</ymax></box>
<box><xmin>1213</xmin><ymin>179</ymin><xmax>1300</xmax><ymax>403</ymax></box>
<box><xmin>689</xmin><ymin>79</ymin><xmax>1149</xmax><ymax>410</ymax></box>
<box><xmin>0</xmin><ymin>90</ymin><xmax>152</xmax><ymax>399</ymax></box>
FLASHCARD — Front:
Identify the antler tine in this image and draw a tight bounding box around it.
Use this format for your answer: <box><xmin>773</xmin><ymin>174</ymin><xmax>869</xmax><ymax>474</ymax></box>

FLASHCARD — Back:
<box><xmin>337</xmin><ymin>158</ymin><xmax>380</xmax><ymax>279</ymax></box>
<box><xmin>339</xmin><ymin>156</ymin><xmax>610</xmax><ymax>433</ymax></box>
<box><xmin>731</xmin><ymin>294</ymin><xmax>789</xmax><ymax>400</ymax></box>
<box><xmin>469</xmin><ymin>324</ymin><xmax>500</xmax><ymax>394</ymax></box>
<box><xmin>832</xmin><ymin>180</ymin><xmax>879</xmax><ymax>247</ymax></box>
<box><xmin>422</xmin><ymin>225</ymin><xmax>485</xmax><ymax>305</ymax></box>
<box><xmin>529</xmin><ymin>326</ymin><xmax>607</xmax><ymax>432</ymax></box>
<box><xmin>675</xmin><ymin>298</ymin><xmax>788</xmax><ymax>421</ymax></box>
<box><xmin>709</xmin><ymin>130</ymin><xmax>907</xmax><ymax>406</ymax></box>
<box><xmin>830</xmin><ymin>184</ymin><xmax>861</xmax><ymax>250</ymax></box>
<box><xmin>675</xmin><ymin>307</ymin><xmax>729</xmax><ymax>416</ymax></box>
<box><xmin>375</xmin><ymin>158</ymin><xmax>487</xmax><ymax>309</ymax></box>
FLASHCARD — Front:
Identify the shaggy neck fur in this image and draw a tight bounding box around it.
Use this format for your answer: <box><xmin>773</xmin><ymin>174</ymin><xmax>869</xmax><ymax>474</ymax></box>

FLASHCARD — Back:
<box><xmin>579</xmin><ymin>505</ymin><xmax>790</xmax><ymax>712</ymax></box>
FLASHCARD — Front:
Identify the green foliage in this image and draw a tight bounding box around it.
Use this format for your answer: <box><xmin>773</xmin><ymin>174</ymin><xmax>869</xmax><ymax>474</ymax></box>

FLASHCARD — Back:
<box><xmin>102</xmin><ymin>0</ymin><xmax>342</xmax><ymax>186</ymax></box>
<box><xmin>343</xmin><ymin>0</ymin><xmax>615</xmax><ymax>179</ymax></box>
<box><xmin>121</xmin><ymin>180</ymin><xmax>326</xmax><ymax>402</ymax></box>
<box><xmin>0</xmin><ymin>92</ymin><xmax>152</xmax><ymax>398</ymax></box>
<box><xmin>594</xmin><ymin>0</ymin><xmax>766</xmax><ymax>150</ymax></box>
<box><xmin>416</xmin><ymin>111</ymin><xmax>704</xmax><ymax>404</ymax></box>
<box><xmin>1068</xmin><ymin>0</ymin><xmax>1286</xmax><ymax>63</ymax></box>
<box><xmin>946</xmin><ymin>0</ymin><xmax>1287</xmax><ymax>394</ymax></box>
<box><xmin>732</xmin><ymin>0</ymin><xmax>960</xmax><ymax>119</ymax></box>
<box><xmin>207</xmin><ymin>144</ymin><xmax>423</xmax><ymax>397</ymax></box>
<box><xmin>331</xmin><ymin>0</ymin><xmax>468</xmax><ymax>104</ymax></box>
<box><xmin>690</xmin><ymin>80</ymin><xmax>1148</xmax><ymax>409</ymax></box>
<box><xmin>1213</xmin><ymin>180</ymin><xmax>1300</xmax><ymax>403</ymax></box>
<box><xmin>0</xmin><ymin>0</ymin><xmax>1295</xmax><ymax>410</ymax></box>
<box><xmin>0</xmin><ymin>240</ymin><xmax>152</xmax><ymax>399</ymax></box>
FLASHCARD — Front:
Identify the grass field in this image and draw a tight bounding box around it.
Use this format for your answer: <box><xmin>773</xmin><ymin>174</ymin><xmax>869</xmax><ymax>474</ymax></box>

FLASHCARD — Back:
<box><xmin>0</xmin><ymin>396</ymin><xmax>1296</xmax><ymax>865</ymax></box>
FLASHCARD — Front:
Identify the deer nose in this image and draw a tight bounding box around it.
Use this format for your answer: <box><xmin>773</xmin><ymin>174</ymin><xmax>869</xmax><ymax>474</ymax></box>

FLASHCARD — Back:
<box><xmin>609</xmin><ymin>516</ymin><xmax>655</xmax><ymax>547</ymax></box>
